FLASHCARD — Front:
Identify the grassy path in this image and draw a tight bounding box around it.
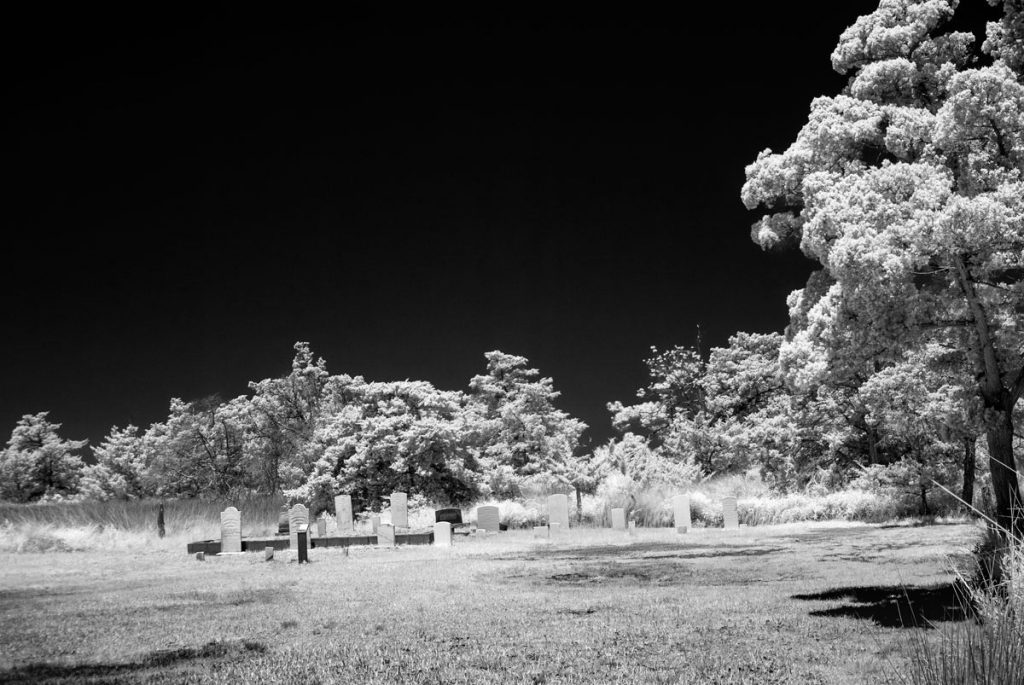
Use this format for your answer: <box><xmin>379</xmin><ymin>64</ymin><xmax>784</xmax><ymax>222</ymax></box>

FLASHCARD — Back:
<box><xmin>0</xmin><ymin>521</ymin><xmax>979</xmax><ymax>683</ymax></box>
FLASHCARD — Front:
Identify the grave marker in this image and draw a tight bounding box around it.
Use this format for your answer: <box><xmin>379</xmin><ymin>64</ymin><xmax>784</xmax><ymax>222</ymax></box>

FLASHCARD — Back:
<box><xmin>628</xmin><ymin>521</ymin><xmax>637</xmax><ymax>537</ymax></box>
<box><xmin>722</xmin><ymin>496</ymin><xmax>739</xmax><ymax>530</ymax></box>
<box><xmin>435</xmin><ymin>508</ymin><xmax>463</xmax><ymax>526</ymax></box>
<box><xmin>317</xmin><ymin>517</ymin><xmax>327</xmax><ymax>537</ymax></box>
<box><xmin>611</xmin><ymin>508</ymin><xmax>626</xmax><ymax>531</ymax></box>
<box><xmin>476</xmin><ymin>505</ymin><xmax>500</xmax><ymax>533</ymax></box>
<box><xmin>391</xmin><ymin>492</ymin><xmax>409</xmax><ymax>529</ymax></box>
<box><xmin>334</xmin><ymin>494</ymin><xmax>353</xmax><ymax>533</ymax></box>
<box><xmin>548</xmin><ymin>494</ymin><xmax>570</xmax><ymax>530</ymax></box>
<box><xmin>289</xmin><ymin>504</ymin><xmax>309</xmax><ymax>550</ymax></box>
<box><xmin>434</xmin><ymin>521</ymin><xmax>452</xmax><ymax>547</ymax></box>
<box><xmin>220</xmin><ymin>506</ymin><xmax>242</xmax><ymax>554</ymax></box>
<box><xmin>673</xmin><ymin>494</ymin><xmax>691</xmax><ymax>533</ymax></box>
<box><xmin>371</xmin><ymin>515</ymin><xmax>380</xmax><ymax>534</ymax></box>
<box><xmin>378</xmin><ymin>523</ymin><xmax>396</xmax><ymax>547</ymax></box>
<box><xmin>265</xmin><ymin>546</ymin><xmax>274</xmax><ymax>562</ymax></box>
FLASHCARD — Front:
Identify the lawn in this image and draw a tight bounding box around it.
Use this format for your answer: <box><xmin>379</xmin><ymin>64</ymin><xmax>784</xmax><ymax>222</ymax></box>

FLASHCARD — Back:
<box><xmin>0</xmin><ymin>521</ymin><xmax>981</xmax><ymax>684</ymax></box>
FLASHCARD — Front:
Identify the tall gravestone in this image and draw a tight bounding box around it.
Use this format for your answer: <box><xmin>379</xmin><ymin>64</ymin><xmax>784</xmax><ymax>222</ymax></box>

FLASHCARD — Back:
<box><xmin>548</xmin><ymin>494</ymin><xmax>570</xmax><ymax>530</ymax></box>
<box><xmin>334</xmin><ymin>494</ymin><xmax>353</xmax><ymax>533</ymax></box>
<box><xmin>289</xmin><ymin>504</ymin><xmax>309</xmax><ymax>550</ymax></box>
<box><xmin>391</xmin><ymin>492</ymin><xmax>409</xmax><ymax>529</ymax></box>
<box><xmin>220</xmin><ymin>506</ymin><xmax>241</xmax><ymax>553</ymax></box>
<box><xmin>611</xmin><ymin>508</ymin><xmax>626</xmax><ymax>531</ymax></box>
<box><xmin>378</xmin><ymin>523</ymin><xmax>396</xmax><ymax>547</ymax></box>
<box><xmin>476</xmin><ymin>505</ymin><xmax>500</xmax><ymax>533</ymax></box>
<box><xmin>722</xmin><ymin>496</ymin><xmax>739</xmax><ymax>530</ymax></box>
<box><xmin>673</xmin><ymin>494</ymin><xmax>692</xmax><ymax>532</ymax></box>
<box><xmin>433</xmin><ymin>521</ymin><xmax>452</xmax><ymax>547</ymax></box>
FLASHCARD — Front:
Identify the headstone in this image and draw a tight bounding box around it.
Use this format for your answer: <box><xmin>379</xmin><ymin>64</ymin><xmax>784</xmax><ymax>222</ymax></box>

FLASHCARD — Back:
<box><xmin>220</xmin><ymin>507</ymin><xmax>242</xmax><ymax>554</ymax></box>
<box><xmin>475</xmin><ymin>528</ymin><xmax>488</xmax><ymax>539</ymax></box>
<box><xmin>289</xmin><ymin>504</ymin><xmax>309</xmax><ymax>550</ymax></box>
<box><xmin>435</xmin><ymin>508</ymin><xmax>463</xmax><ymax>525</ymax></box>
<box><xmin>278</xmin><ymin>506</ymin><xmax>289</xmax><ymax>535</ymax></box>
<box><xmin>371</xmin><ymin>515</ymin><xmax>380</xmax><ymax>534</ymax></box>
<box><xmin>533</xmin><ymin>525</ymin><xmax>549</xmax><ymax>539</ymax></box>
<box><xmin>434</xmin><ymin>521</ymin><xmax>452</xmax><ymax>547</ymax></box>
<box><xmin>673</xmin><ymin>494</ymin><xmax>692</xmax><ymax>533</ymax></box>
<box><xmin>476</xmin><ymin>505</ymin><xmax>500</xmax><ymax>533</ymax></box>
<box><xmin>264</xmin><ymin>546</ymin><xmax>274</xmax><ymax>561</ymax></box>
<box><xmin>611</xmin><ymin>508</ymin><xmax>626</xmax><ymax>531</ymax></box>
<box><xmin>195</xmin><ymin>551</ymin><xmax>205</xmax><ymax>561</ymax></box>
<box><xmin>378</xmin><ymin>523</ymin><xmax>395</xmax><ymax>547</ymax></box>
<box><xmin>334</xmin><ymin>494</ymin><xmax>353</xmax><ymax>533</ymax></box>
<box><xmin>548</xmin><ymin>493</ymin><xmax>570</xmax><ymax>530</ymax></box>
<box><xmin>317</xmin><ymin>518</ymin><xmax>327</xmax><ymax>537</ymax></box>
<box><xmin>722</xmin><ymin>496</ymin><xmax>739</xmax><ymax>530</ymax></box>
<box><xmin>390</xmin><ymin>492</ymin><xmax>409</xmax><ymax>529</ymax></box>
<box><xmin>628</xmin><ymin>521</ymin><xmax>637</xmax><ymax>537</ymax></box>
<box><xmin>297</xmin><ymin>527</ymin><xmax>309</xmax><ymax>563</ymax></box>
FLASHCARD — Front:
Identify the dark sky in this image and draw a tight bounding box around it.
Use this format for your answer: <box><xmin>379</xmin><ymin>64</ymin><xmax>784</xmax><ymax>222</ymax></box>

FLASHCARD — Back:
<box><xmin>4</xmin><ymin>4</ymin><xmax>887</xmax><ymax>453</ymax></box>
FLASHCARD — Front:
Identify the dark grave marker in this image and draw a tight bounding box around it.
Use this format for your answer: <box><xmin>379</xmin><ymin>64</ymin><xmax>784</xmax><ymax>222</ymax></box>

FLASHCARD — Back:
<box><xmin>435</xmin><ymin>508</ymin><xmax>463</xmax><ymax>525</ymax></box>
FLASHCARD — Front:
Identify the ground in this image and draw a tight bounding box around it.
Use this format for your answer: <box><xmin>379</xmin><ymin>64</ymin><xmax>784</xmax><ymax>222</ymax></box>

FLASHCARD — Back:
<box><xmin>0</xmin><ymin>521</ymin><xmax>980</xmax><ymax>684</ymax></box>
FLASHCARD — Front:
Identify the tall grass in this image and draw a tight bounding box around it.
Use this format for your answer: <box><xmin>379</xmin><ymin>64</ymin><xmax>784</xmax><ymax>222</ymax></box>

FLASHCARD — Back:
<box><xmin>0</xmin><ymin>495</ymin><xmax>284</xmax><ymax>553</ymax></box>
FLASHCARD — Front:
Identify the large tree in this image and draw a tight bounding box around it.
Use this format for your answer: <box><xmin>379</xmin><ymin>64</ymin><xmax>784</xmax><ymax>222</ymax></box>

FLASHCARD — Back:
<box><xmin>0</xmin><ymin>412</ymin><xmax>87</xmax><ymax>502</ymax></box>
<box><xmin>742</xmin><ymin>0</ymin><xmax>1023</xmax><ymax>533</ymax></box>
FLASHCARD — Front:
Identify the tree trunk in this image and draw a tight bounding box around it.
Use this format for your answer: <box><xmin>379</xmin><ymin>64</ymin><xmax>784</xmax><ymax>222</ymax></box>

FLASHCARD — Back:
<box><xmin>575</xmin><ymin>488</ymin><xmax>583</xmax><ymax>523</ymax></box>
<box><xmin>985</xmin><ymin>406</ymin><xmax>1023</xmax><ymax>538</ymax></box>
<box><xmin>961</xmin><ymin>436</ymin><xmax>976</xmax><ymax>512</ymax></box>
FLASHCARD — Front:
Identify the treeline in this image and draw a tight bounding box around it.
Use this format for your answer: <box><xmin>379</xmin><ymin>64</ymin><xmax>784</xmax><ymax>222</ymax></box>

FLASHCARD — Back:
<box><xmin>0</xmin><ymin>345</ymin><xmax>586</xmax><ymax>513</ymax></box>
<box><xmin>599</xmin><ymin>331</ymin><xmax>1018</xmax><ymax>516</ymax></box>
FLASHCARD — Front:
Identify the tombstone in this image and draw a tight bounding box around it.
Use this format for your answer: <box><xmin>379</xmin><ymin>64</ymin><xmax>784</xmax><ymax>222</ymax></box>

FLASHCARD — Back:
<box><xmin>628</xmin><ymin>521</ymin><xmax>637</xmax><ymax>537</ymax></box>
<box><xmin>195</xmin><ymin>551</ymin><xmax>206</xmax><ymax>561</ymax></box>
<box><xmin>378</xmin><ymin>523</ymin><xmax>396</xmax><ymax>547</ymax></box>
<box><xmin>433</xmin><ymin>521</ymin><xmax>452</xmax><ymax>547</ymax></box>
<box><xmin>548</xmin><ymin>493</ymin><xmax>570</xmax><ymax>530</ymax></box>
<box><xmin>289</xmin><ymin>504</ymin><xmax>309</xmax><ymax>550</ymax></box>
<box><xmin>390</xmin><ymin>492</ymin><xmax>409</xmax><ymax>529</ymax></box>
<box><xmin>476</xmin><ymin>505</ymin><xmax>500</xmax><ymax>533</ymax></box>
<box><xmin>317</xmin><ymin>517</ymin><xmax>327</xmax><ymax>537</ymax></box>
<box><xmin>297</xmin><ymin>526</ymin><xmax>309</xmax><ymax>563</ymax></box>
<box><xmin>220</xmin><ymin>507</ymin><xmax>242</xmax><ymax>554</ymax></box>
<box><xmin>475</xmin><ymin>528</ymin><xmax>488</xmax><ymax>539</ymax></box>
<box><xmin>611</xmin><ymin>508</ymin><xmax>626</xmax><ymax>531</ymax></box>
<box><xmin>334</xmin><ymin>494</ymin><xmax>353</xmax><ymax>533</ymax></box>
<box><xmin>722</xmin><ymin>496</ymin><xmax>739</xmax><ymax>530</ymax></box>
<box><xmin>673</xmin><ymin>494</ymin><xmax>692</xmax><ymax>533</ymax></box>
<box><xmin>278</xmin><ymin>505</ymin><xmax>290</xmax><ymax>535</ymax></box>
<box><xmin>264</xmin><ymin>546</ymin><xmax>274</xmax><ymax>562</ymax></box>
<box><xmin>371</xmin><ymin>515</ymin><xmax>381</xmax><ymax>534</ymax></box>
<box><xmin>533</xmin><ymin>525</ymin><xmax>549</xmax><ymax>539</ymax></box>
<box><xmin>435</xmin><ymin>508</ymin><xmax>463</xmax><ymax>526</ymax></box>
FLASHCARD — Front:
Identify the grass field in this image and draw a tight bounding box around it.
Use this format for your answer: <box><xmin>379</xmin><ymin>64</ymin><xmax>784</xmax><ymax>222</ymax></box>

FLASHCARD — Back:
<box><xmin>0</xmin><ymin>520</ymin><xmax>983</xmax><ymax>684</ymax></box>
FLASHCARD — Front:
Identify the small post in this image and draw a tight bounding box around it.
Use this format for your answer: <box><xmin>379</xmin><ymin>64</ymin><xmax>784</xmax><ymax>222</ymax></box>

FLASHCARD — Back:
<box><xmin>157</xmin><ymin>502</ymin><xmax>166</xmax><ymax>539</ymax></box>
<box><xmin>195</xmin><ymin>551</ymin><xmax>205</xmax><ymax>561</ymax></box>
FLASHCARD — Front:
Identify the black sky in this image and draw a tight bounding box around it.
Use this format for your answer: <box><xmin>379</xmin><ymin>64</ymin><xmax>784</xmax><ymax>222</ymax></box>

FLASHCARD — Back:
<box><xmin>4</xmin><ymin>4</ymin><xmax>888</xmax><ymax>453</ymax></box>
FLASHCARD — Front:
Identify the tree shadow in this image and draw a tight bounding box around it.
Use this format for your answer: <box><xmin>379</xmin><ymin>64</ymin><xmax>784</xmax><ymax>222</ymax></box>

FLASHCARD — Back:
<box><xmin>0</xmin><ymin>639</ymin><xmax>267</xmax><ymax>684</ymax></box>
<box><xmin>792</xmin><ymin>582</ymin><xmax>972</xmax><ymax>628</ymax></box>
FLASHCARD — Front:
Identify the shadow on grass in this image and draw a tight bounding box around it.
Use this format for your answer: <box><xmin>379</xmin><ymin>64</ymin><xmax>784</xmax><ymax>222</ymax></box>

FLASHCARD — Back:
<box><xmin>0</xmin><ymin>639</ymin><xmax>267</xmax><ymax>684</ymax></box>
<box><xmin>793</xmin><ymin>583</ymin><xmax>971</xmax><ymax>628</ymax></box>
<box><xmin>502</xmin><ymin>542</ymin><xmax>783</xmax><ymax>562</ymax></box>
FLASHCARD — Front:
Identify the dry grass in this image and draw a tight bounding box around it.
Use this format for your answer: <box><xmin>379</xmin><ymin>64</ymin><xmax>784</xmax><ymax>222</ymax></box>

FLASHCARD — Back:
<box><xmin>0</xmin><ymin>520</ymin><xmax>981</xmax><ymax>683</ymax></box>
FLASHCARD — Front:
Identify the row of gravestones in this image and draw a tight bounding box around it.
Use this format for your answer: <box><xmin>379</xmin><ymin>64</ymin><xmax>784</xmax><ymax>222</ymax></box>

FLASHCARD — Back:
<box><xmin>219</xmin><ymin>493</ymin><xmax>741</xmax><ymax>552</ymax></box>
<box><xmin>607</xmin><ymin>495</ymin><xmax>740</xmax><ymax>532</ymax></box>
